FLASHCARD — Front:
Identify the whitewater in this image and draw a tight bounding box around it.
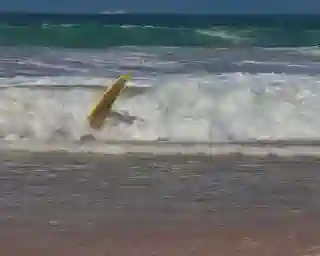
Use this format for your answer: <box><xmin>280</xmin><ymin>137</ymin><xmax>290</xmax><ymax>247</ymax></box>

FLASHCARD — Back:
<box><xmin>0</xmin><ymin>44</ymin><xmax>319</xmax><ymax>155</ymax></box>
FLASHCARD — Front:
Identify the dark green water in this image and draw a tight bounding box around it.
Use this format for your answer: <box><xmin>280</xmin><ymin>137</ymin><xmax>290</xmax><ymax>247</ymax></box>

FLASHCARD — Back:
<box><xmin>0</xmin><ymin>13</ymin><xmax>319</xmax><ymax>48</ymax></box>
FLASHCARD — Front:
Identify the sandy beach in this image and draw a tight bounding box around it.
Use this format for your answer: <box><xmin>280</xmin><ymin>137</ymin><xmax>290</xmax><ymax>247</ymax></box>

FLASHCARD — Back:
<box><xmin>0</xmin><ymin>152</ymin><xmax>319</xmax><ymax>255</ymax></box>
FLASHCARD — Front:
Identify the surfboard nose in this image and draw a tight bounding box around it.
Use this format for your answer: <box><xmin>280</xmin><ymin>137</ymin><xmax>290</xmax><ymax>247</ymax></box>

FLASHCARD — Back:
<box><xmin>120</xmin><ymin>73</ymin><xmax>132</xmax><ymax>81</ymax></box>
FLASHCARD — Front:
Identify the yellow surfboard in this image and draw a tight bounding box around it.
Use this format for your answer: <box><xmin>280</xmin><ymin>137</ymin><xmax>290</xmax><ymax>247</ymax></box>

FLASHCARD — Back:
<box><xmin>87</xmin><ymin>73</ymin><xmax>131</xmax><ymax>130</ymax></box>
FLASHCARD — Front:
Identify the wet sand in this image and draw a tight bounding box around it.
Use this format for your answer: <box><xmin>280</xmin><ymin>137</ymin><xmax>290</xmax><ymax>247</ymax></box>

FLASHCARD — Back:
<box><xmin>0</xmin><ymin>151</ymin><xmax>320</xmax><ymax>255</ymax></box>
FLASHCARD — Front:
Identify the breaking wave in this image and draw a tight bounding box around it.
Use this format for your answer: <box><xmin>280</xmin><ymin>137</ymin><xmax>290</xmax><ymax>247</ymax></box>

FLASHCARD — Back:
<box><xmin>1</xmin><ymin>73</ymin><xmax>320</xmax><ymax>144</ymax></box>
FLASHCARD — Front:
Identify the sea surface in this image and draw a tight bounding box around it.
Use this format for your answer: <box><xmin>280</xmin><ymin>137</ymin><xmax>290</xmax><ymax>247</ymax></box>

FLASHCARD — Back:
<box><xmin>0</xmin><ymin>13</ymin><xmax>320</xmax><ymax>255</ymax></box>
<box><xmin>0</xmin><ymin>14</ymin><xmax>318</xmax><ymax>153</ymax></box>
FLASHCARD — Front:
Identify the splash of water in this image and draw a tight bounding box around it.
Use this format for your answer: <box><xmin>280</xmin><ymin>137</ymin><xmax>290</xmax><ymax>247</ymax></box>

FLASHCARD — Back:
<box><xmin>0</xmin><ymin>73</ymin><xmax>319</xmax><ymax>143</ymax></box>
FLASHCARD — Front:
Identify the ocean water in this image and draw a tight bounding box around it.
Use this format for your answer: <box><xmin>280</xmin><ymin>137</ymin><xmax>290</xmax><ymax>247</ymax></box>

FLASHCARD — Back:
<box><xmin>0</xmin><ymin>13</ymin><xmax>319</xmax><ymax>155</ymax></box>
<box><xmin>2</xmin><ymin>14</ymin><xmax>320</xmax><ymax>255</ymax></box>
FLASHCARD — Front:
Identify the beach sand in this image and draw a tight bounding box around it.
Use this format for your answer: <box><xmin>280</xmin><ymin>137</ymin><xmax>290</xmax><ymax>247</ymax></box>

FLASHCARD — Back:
<box><xmin>0</xmin><ymin>152</ymin><xmax>320</xmax><ymax>255</ymax></box>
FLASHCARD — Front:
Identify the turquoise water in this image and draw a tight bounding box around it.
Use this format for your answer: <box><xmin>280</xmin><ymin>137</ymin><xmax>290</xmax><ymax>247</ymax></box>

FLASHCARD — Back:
<box><xmin>0</xmin><ymin>13</ymin><xmax>319</xmax><ymax>47</ymax></box>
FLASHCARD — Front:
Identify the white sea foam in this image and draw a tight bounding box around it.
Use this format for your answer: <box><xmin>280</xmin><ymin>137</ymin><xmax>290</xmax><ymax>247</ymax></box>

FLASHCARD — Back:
<box><xmin>0</xmin><ymin>73</ymin><xmax>319</xmax><ymax>148</ymax></box>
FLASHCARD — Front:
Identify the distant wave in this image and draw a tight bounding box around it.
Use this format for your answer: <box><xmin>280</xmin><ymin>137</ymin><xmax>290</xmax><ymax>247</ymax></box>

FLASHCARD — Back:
<box><xmin>0</xmin><ymin>13</ymin><xmax>318</xmax><ymax>48</ymax></box>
